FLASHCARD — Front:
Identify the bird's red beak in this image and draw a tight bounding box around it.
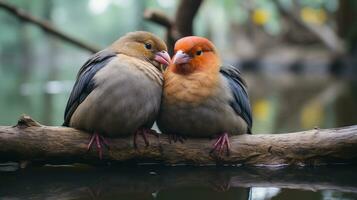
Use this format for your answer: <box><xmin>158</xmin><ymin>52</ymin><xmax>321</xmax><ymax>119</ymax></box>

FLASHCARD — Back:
<box><xmin>173</xmin><ymin>50</ymin><xmax>191</xmax><ymax>65</ymax></box>
<box><xmin>154</xmin><ymin>51</ymin><xmax>171</xmax><ymax>66</ymax></box>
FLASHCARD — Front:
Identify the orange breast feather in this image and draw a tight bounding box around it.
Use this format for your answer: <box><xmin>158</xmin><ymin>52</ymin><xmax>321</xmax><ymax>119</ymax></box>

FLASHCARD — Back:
<box><xmin>163</xmin><ymin>70</ymin><xmax>220</xmax><ymax>105</ymax></box>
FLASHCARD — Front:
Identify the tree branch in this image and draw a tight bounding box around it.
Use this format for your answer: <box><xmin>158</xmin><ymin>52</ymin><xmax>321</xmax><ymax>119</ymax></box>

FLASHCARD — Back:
<box><xmin>0</xmin><ymin>0</ymin><xmax>100</xmax><ymax>53</ymax></box>
<box><xmin>144</xmin><ymin>9</ymin><xmax>173</xmax><ymax>29</ymax></box>
<box><xmin>273</xmin><ymin>0</ymin><xmax>345</xmax><ymax>55</ymax></box>
<box><xmin>0</xmin><ymin>115</ymin><xmax>357</xmax><ymax>166</ymax></box>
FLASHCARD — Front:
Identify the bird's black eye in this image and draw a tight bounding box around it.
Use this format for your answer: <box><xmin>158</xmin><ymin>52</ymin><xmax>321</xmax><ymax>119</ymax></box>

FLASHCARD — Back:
<box><xmin>196</xmin><ymin>50</ymin><xmax>203</xmax><ymax>56</ymax></box>
<box><xmin>145</xmin><ymin>43</ymin><xmax>152</xmax><ymax>50</ymax></box>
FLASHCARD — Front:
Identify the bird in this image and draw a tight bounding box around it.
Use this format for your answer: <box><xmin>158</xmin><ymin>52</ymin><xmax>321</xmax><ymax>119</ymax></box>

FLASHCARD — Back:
<box><xmin>157</xmin><ymin>36</ymin><xmax>252</xmax><ymax>156</ymax></box>
<box><xmin>63</xmin><ymin>31</ymin><xmax>171</xmax><ymax>159</ymax></box>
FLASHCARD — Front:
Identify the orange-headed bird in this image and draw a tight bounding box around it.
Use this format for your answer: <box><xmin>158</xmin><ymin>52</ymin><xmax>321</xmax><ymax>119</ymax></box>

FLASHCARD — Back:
<box><xmin>157</xmin><ymin>36</ymin><xmax>252</xmax><ymax>155</ymax></box>
<box><xmin>63</xmin><ymin>31</ymin><xmax>170</xmax><ymax>158</ymax></box>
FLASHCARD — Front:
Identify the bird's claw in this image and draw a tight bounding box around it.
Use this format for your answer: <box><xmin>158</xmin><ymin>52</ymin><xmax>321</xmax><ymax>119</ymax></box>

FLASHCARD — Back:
<box><xmin>134</xmin><ymin>128</ymin><xmax>159</xmax><ymax>148</ymax></box>
<box><xmin>87</xmin><ymin>133</ymin><xmax>110</xmax><ymax>159</ymax></box>
<box><xmin>210</xmin><ymin>132</ymin><xmax>231</xmax><ymax>156</ymax></box>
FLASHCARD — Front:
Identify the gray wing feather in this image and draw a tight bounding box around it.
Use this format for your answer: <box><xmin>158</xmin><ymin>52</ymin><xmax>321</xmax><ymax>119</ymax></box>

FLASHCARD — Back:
<box><xmin>63</xmin><ymin>50</ymin><xmax>116</xmax><ymax>126</ymax></box>
<box><xmin>220</xmin><ymin>65</ymin><xmax>253</xmax><ymax>133</ymax></box>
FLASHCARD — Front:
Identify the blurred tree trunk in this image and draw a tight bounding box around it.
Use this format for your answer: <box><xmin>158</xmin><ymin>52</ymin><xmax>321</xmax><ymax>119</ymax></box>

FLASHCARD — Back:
<box><xmin>333</xmin><ymin>1</ymin><xmax>357</xmax><ymax>128</ymax></box>
<box><xmin>42</xmin><ymin>0</ymin><xmax>58</xmax><ymax>125</ymax></box>
<box><xmin>19</xmin><ymin>1</ymin><xmax>33</xmax><ymax>85</ymax></box>
<box><xmin>337</xmin><ymin>0</ymin><xmax>357</xmax><ymax>52</ymax></box>
<box><xmin>16</xmin><ymin>0</ymin><xmax>34</xmax><ymax>115</ymax></box>
<box><xmin>335</xmin><ymin>83</ymin><xmax>357</xmax><ymax>127</ymax></box>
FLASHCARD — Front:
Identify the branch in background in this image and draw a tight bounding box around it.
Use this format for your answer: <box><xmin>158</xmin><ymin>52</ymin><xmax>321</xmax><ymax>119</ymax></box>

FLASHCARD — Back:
<box><xmin>0</xmin><ymin>0</ymin><xmax>100</xmax><ymax>53</ymax></box>
<box><xmin>144</xmin><ymin>0</ymin><xmax>203</xmax><ymax>54</ymax></box>
<box><xmin>273</xmin><ymin>0</ymin><xmax>345</xmax><ymax>56</ymax></box>
<box><xmin>0</xmin><ymin>115</ymin><xmax>357</xmax><ymax>166</ymax></box>
<box><xmin>144</xmin><ymin>9</ymin><xmax>172</xmax><ymax>29</ymax></box>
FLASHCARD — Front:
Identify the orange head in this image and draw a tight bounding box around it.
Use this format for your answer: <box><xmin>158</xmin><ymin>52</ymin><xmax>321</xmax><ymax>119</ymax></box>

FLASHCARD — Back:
<box><xmin>169</xmin><ymin>36</ymin><xmax>221</xmax><ymax>75</ymax></box>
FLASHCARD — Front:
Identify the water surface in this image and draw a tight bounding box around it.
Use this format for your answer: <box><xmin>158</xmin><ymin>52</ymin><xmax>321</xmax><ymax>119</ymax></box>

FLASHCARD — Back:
<box><xmin>0</xmin><ymin>164</ymin><xmax>356</xmax><ymax>200</ymax></box>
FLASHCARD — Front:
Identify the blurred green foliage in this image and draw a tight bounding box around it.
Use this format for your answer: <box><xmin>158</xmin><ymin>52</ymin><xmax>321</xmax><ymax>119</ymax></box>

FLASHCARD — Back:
<box><xmin>0</xmin><ymin>0</ymin><xmax>176</xmax><ymax>125</ymax></box>
<box><xmin>0</xmin><ymin>0</ymin><xmax>356</xmax><ymax>133</ymax></box>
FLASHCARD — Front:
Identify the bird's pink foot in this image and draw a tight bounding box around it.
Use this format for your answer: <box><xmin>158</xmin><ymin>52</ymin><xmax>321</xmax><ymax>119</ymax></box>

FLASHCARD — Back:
<box><xmin>210</xmin><ymin>132</ymin><xmax>231</xmax><ymax>156</ymax></box>
<box><xmin>87</xmin><ymin>133</ymin><xmax>109</xmax><ymax>159</ymax></box>
<box><xmin>134</xmin><ymin>128</ymin><xmax>159</xmax><ymax>148</ymax></box>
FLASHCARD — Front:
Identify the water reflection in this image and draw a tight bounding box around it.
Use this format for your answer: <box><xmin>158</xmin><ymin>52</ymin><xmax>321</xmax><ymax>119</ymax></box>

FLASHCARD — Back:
<box><xmin>0</xmin><ymin>165</ymin><xmax>356</xmax><ymax>200</ymax></box>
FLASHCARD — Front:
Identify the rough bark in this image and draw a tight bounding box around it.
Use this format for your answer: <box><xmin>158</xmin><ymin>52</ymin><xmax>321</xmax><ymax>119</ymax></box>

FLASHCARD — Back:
<box><xmin>0</xmin><ymin>115</ymin><xmax>356</xmax><ymax>166</ymax></box>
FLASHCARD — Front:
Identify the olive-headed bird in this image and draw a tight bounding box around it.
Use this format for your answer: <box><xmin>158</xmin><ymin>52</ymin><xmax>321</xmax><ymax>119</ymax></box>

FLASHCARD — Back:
<box><xmin>63</xmin><ymin>31</ymin><xmax>171</xmax><ymax>158</ymax></box>
<box><xmin>157</xmin><ymin>36</ymin><xmax>252</xmax><ymax>156</ymax></box>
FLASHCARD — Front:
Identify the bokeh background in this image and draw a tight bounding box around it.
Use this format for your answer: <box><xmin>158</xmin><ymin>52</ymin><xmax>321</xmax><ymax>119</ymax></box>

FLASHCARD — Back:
<box><xmin>0</xmin><ymin>0</ymin><xmax>356</xmax><ymax>134</ymax></box>
<box><xmin>1</xmin><ymin>1</ymin><xmax>357</xmax><ymax>200</ymax></box>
